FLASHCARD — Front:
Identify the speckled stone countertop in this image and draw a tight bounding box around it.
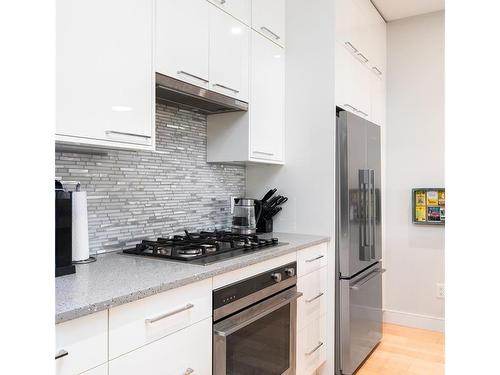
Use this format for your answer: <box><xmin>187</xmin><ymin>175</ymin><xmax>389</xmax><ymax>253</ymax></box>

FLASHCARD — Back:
<box><xmin>56</xmin><ymin>232</ymin><xmax>329</xmax><ymax>324</ymax></box>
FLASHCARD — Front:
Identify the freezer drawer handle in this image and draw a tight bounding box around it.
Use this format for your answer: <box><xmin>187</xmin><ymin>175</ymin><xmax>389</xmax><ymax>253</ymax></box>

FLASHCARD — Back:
<box><xmin>305</xmin><ymin>292</ymin><xmax>324</xmax><ymax>303</ymax></box>
<box><xmin>305</xmin><ymin>255</ymin><xmax>324</xmax><ymax>263</ymax></box>
<box><xmin>350</xmin><ymin>269</ymin><xmax>386</xmax><ymax>291</ymax></box>
<box><xmin>305</xmin><ymin>341</ymin><xmax>324</xmax><ymax>356</ymax></box>
<box><xmin>145</xmin><ymin>303</ymin><xmax>194</xmax><ymax>324</ymax></box>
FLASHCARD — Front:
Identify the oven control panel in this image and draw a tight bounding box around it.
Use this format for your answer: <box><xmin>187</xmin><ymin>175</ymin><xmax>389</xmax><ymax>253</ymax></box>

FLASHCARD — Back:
<box><xmin>213</xmin><ymin>262</ymin><xmax>297</xmax><ymax>311</ymax></box>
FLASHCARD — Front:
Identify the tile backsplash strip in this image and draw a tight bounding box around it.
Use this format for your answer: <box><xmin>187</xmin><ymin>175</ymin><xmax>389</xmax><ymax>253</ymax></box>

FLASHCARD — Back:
<box><xmin>55</xmin><ymin>103</ymin><xmax>246</xmax><ymax>254</ymax></box>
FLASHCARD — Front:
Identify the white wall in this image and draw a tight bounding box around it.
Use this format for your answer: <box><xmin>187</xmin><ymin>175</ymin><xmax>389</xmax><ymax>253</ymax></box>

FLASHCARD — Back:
<box><xmin>384</xmin><ymin>11</ymin><xmax>445</xmax><ymax>331</ymax></box>
<box><xmin>246</xmin><ymin>0</ymin><xmax>336</xmax><ymax>372</ymax></box>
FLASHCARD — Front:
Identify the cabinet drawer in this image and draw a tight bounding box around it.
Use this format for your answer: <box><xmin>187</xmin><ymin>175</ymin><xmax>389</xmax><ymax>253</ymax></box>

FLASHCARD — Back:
<box><xmin>109</xmin><ymin>278</ymin><xmax>212</xmax><ymax>359</ymax></box>
<box><xmin>297</xmin><ymin>266</ymin><xmax>327</xmax><ymax>329</ymax></box>
<box><xmin>296</xmin><ymin>316</ymin><xmax>326</xmax><ymax>375</ymax></box>
<box><xmin>109</xmin><ymin>318</ymin><xmax>212</xmax><ymax>375</ymax></box>
<box><xmin>297</xmin><ymin>243</ymin><xmax>327</xmax><ymax>277</ymax></box>
<box><xmin>208</xmin><ymin>0</ymin><xmax>250</xmax><ymax>25</ymax></box>
<box><xmin>55</xmin><ymin>311</ymin><xmax>108</xmax><ymax>375</ymax></box>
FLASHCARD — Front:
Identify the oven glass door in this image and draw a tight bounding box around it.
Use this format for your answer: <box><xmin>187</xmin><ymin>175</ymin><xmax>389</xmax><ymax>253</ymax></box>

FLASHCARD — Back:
<box><xmin>214</xmin><ymin>288</ymin><xmax>301</xmax><ymax>375</ymax></box>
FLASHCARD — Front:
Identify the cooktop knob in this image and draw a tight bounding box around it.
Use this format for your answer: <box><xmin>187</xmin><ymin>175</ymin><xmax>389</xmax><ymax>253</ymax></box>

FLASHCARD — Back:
<box><xmin>271</xmin><ymin>272</ymin><xmax>282</xmax><ymax>283</ymax></box>
<box><xmin>285</xmin><ymin>268</ymin><xmax>295</xmax><ymax>277</ymax></box>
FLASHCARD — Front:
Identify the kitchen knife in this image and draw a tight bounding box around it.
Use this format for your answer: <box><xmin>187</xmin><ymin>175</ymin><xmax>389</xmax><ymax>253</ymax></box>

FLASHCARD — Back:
<box><xmin>275</xmin><ymin>196</ymin><xmax>288</xmax><ymax>206</ymax></box>
<box><xmin>266</xmin><ymin>195</ymin><xmax>281</xmax><ymax>208</ymax></box>
<box><xmin>261</xmin><ymin>188</ymin><xmax>277</xmax><ymax>203</ymax></box>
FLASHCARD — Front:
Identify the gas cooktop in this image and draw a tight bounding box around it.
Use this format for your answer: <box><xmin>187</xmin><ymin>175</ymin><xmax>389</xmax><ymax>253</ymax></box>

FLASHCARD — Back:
<box><xmin>123</xmin><ymin>230</ymin><xmax>283</xmax><ymax>265</ymax></box>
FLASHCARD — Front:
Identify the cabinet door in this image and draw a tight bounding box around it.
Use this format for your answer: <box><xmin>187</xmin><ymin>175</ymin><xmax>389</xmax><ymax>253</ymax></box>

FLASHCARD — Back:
<box><xmin>156</xmin><ymin>0</ymin><xmax>209</xmax><ymax>88</ymax></box>
<box><xmin>208</xmin><ymin>0</ymin><xmax>251</xmax><ymax>25</ymax></box>
<box><xmin>250</xmin><ymin>32</ymin><xmax>285</xmax><ymax>162</ymax></box>
<box><xmin>56</xmin><ymin>0</ymin><xmax>153</xmax><ymax>147</ymax></box>
<box><xmin>109</xmin><ymin>318</ymin><xmax>212</xmax><ymax>375</ymax></box>
<box><xmin>209</xmin><ymin>6</ymin><xmax>249</xmax><ymax>101</ymax></box>
<box><xmin>370</xmin><ymin>74</ymin><xmax>385</xmax><ymax>127</ymax></box>
<box><xmin>81</xmin><ymin>364</ymin><xmax>108</xmax><ymax>375</ymax></box>
<box><xmin>252</xmin><ymin>0</ymin><xmax>285</xmax><ymax>47</ymax></box>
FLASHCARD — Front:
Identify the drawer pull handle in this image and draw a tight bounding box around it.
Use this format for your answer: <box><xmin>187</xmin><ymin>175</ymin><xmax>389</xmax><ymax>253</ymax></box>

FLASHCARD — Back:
<box><xmin>185</xmin><ymin>368</ymin><xmax>194</xmax><ymax>375</ymax></box>
<box><xmin>372</xmin><ymin>66</ymin><xmax>382</xmax><ymax>76</ymax></box>
<box><xmin>213</xmin><ymin>83</ymin><xmax>240</xmax><ymax>94</ymax></box>
<box><xmin>253</xmin><ymin>150</ymin><xmax>275</xmax><ymax>156</ymax></box>
<box><xmin>344</xmin><ymin>41</ymin><xmax>358</xmax><ymax>53</ymax></box>
<box><xmin>177</xmin><ymin>70</ymin><xmax>209</xmax><ymax>83</ymax></box>
<box><xmin>306</xmin><ymin>292</ymin><xmax>324</xmax><ymax>303</ymax></box>
<box><xmin>105</xmin><ymin>130</ymin><xmax>151</xmax><ymax>139</ymax></box>
<box><xmin>55</xmin><ymin>350</ymin><xmax>68</xmax><ymax>360</ymax></box>
<box><xmin>356</xmin><ymin>109</ymin><xmax>369</xmax><ymax>117</ymax></box>
<box><xmin>145</xmin><ymin>303</ymin><xmax>194</xmax><ymax>324</ymax></box>
<box><xmin>260</xmin><ymin>26</ymin><xmax>280</xmax><ymax>40</ymax></box>
<box><xmin>305</xmin><ymin>255</ymin><xmax>324</xmax><ymax>263</ymax></box>
<box><xmin>306</xmin><ymin>341</ymin><xmax>324</xmax><ymax>356</ymax></box>
<box><xmin>356</xmin><ymin>52</ymin><xmax>369</xmax><ymax>63</ymax></box>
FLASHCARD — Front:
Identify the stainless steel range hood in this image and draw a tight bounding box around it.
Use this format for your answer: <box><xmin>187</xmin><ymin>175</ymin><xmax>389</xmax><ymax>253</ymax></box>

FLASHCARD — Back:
<box><xmin>155</xmin><ymin>73</ymin><xmax>248</xmax><ymax>114</ymax></box>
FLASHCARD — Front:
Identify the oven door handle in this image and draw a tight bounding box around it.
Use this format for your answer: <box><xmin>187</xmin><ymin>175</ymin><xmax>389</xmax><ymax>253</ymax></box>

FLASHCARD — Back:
<box><xmin>214</xmin><ymin>288</ymin><xmax>302</xmax><ymax>337</ymax></box>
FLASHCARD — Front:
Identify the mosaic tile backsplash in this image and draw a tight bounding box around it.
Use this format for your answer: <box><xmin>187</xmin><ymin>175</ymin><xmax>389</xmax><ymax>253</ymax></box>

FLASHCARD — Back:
<box><xmin>55</xmin><ymin>103</ymin><xmax>246</xmax><ymax>254</ymax></box>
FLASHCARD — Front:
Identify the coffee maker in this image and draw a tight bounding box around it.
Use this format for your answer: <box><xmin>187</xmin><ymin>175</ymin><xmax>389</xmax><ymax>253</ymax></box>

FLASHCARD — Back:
<box><xmin>55</xmin><ymin>180</ymin><xmax>75</xmax><ymax>277</ymax></box>
<box><xmin>231</xmin><ymin>198</ymin><xmax>262</xmax><ymax>234</ymax></box>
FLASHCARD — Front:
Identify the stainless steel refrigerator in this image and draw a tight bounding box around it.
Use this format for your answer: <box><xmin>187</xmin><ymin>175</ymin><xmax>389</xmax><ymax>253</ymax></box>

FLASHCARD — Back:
<box><xmin>335</xmin><ymin>109</ymin><xmax>385</xmax><ymax>375</ymax></box>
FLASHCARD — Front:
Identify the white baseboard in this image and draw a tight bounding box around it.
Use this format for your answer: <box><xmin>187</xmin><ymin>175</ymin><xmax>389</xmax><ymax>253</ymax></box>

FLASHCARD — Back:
<box><xmin>383</xmin><ymin>309</ymin><xmax>445</xmax><ymax>332</ymax></box>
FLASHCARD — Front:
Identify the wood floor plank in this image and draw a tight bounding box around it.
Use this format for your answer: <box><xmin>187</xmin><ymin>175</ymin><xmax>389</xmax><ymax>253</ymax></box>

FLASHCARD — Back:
<box><xmin>355</xmin><ymin>323</ymin><xmax>444</xmax><ymax>375</ymax></box>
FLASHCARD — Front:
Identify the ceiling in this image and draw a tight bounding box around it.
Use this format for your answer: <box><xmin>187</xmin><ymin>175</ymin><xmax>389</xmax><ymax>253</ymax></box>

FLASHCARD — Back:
<box><xmin>371</xmin><ymin>0</ymin><xmax>445</xmax><ymax>21</ymax></box>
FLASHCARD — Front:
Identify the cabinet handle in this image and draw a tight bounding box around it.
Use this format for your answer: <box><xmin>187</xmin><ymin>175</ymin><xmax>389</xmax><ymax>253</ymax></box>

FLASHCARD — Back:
<box><xmin>212</xmin><ymin>83</ymin><xmax>240</xmax><ymax>94</ymax></box>
<box><xmin>219</xmin><ymin>0</ymin><xmax>226</xmax><ymax>4</ymax></box>
<box><xmin>305</xmin><ymin>342</ymin><xmax>324</xmax><ymax>356</ymax></box>
<box><xmin>357</xmin><ymin>109</ymin><xmax>369</xmax><ymax>117</ymax></box>
<box><xmin>253</xmin><ymin>150</ymin><xmax>275</xmax><ymax>156</ymax></box>
<box><xmin>177</xmin><ymin>70</ymin><xmax>209</xmax><ymax>83</ymax></box>
<box><xmin>55</xmin><ymin>350</ymin><xmax>68</xmax><ymax>360</ymax></box>
<box><xmin>356</xmin><ymin>52</ymin><xmax>369</xmax><ymax>63</ymax></box>
<box><xmin>372</xmin><ymin>67</ymin><xmax>382</xmax><ymax>76</ymax></box>
<box><xmin>260</xmin><ymin>26</ymin><xmax>281</xmax><ymax>40</ymax></box>
<box><xmin>344</xmin><ymin>104</ymin><xmax>358</xmax><ymax>112</ymax></box>
<box><xmin>305</xmin><ymin>292</ymin><xmax>324</xmax><ymax>303</ymax></box>
<box><xmin>305</xmin><ymin>255</ymin><xmax>324</xmax><ymax>263</ymax></box>
<box><xmin>105</xmin><ymin>130</ymin><xmax>151</xmax><ymax>139</ymax></box>
<box><xmin>184</xmin><ymin>368</ymin><xmax>194</xmax><ymax>375</ymax></box>
<box><xmin>145</xmin><ymin>303</ymin><xmax>194</xmax><ymax>324</ymax></box>
<box><xmin>344</xmin><ymin>41</ymin><xmax>358</xmax><ymax>53</ymax></box>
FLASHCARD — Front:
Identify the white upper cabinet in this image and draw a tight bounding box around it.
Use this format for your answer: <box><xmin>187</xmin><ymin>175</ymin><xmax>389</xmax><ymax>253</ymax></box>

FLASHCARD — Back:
<box><xmin>207</xmin><ymin>0</ymin><xmax>251</xmax><ymax>25</ymax></box>
<box><xmin>156</xmin><ymin>0</ymin><xmax>209</xmax><ymax>88</ymax></box>
<box><xmin>209</xmin><ymin>5</ymin><xmax>249</xmax><ymax>101</ymax></box>
<box><xmin>250</xmin><ymin>31</ymin><xmax>285</xmax><ymax>162</ymax></box>
<box><xmin>56</xmin><ymin>0</ymin><xmax>154</xmax><ymax>149</ymax></box>
<box><xmin>252</xmin><ymin>0</ymin><xmax>286</xmax><ymax>47</ymax></box>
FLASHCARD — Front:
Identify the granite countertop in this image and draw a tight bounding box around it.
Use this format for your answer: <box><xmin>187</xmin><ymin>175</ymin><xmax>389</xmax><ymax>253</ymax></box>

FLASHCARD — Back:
<box><xmin>56</xmin><ymin>232</ymin><xmax>329</xmax><ymax>324</ymax></box>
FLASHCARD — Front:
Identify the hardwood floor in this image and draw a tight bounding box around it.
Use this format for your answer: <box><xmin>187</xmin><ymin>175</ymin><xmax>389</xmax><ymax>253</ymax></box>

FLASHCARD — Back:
<box><xmin>355</xmin><ymin>323</ymin><xmax>444</xmax><ymax>375</ymax></box>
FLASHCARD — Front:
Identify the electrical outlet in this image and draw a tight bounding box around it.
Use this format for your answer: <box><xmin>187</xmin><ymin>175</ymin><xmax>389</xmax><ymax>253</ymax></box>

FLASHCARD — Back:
<box><xmin>436</xmin><ymin>283</ymin><xmax>445</xmax><ymax>299</ymax></box>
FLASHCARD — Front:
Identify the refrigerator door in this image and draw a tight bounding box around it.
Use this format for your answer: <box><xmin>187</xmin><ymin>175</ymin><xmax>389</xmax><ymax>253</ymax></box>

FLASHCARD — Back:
<box><xmin>339</xmin><ymin>263</ymin><xmax>383</xmax><ymax>375</ymax></box>
<box><xmin>337</xmin><ymin>111</ymin><xmax>378</xmax><ymax>277</ymax></box>
<box><xmin>366</xmin><ymin>123</ymin><xmax>382</xmax><ymax>261</ymax></box>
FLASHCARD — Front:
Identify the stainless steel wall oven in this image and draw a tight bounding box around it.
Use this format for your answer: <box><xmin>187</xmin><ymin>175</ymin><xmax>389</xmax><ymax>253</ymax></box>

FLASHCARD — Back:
<box><xmin>213</xmin><ymin>262</ymin><xmax>302</xmax><ymax>375</ymax></box>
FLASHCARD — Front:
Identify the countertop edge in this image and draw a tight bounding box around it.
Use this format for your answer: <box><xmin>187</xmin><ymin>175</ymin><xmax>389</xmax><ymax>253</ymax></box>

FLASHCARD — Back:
<box><xmin>56</xmin><ymin>235</ymin><xmax>330</xmax><ymax>324</ymax></box>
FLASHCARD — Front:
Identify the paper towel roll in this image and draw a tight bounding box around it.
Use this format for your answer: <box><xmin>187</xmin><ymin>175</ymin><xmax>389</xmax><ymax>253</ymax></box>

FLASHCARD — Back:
<box><xmin>72</xmin><ymin>191</ymin><xmax>90</xmax><ymax>262</ymax></box>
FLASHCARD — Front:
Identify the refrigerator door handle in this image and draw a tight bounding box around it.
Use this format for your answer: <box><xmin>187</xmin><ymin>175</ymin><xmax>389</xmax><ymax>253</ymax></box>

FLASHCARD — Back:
<box><xmin>370</xmin><ymin>169</ymin><xmax>376</xmax><ymax>259</ymax></box>
<box><xmin>350</xmin><ymin>268</ymin><xmax>386</xmax><ymax>290</ymax></box>
<box><xmin>359</xmin><ymin>169</ymin><xmax>371</xmax><ymax>261</ymax></box>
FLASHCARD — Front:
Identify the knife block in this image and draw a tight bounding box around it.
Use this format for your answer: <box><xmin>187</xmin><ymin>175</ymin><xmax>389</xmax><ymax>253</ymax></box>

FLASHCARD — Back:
<box><xmin>257</xmin><ymin>217</ymin><xmax>273</xmax><ymax>233</ymax></box>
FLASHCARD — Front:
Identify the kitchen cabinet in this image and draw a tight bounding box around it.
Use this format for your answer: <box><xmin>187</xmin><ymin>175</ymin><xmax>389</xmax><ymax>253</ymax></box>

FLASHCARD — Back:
<box><xmin>209</xmin><ymin>5</ymin><xmax>249</xmax><ymax>101</ymax></box>
<box><xmin>207</xmin><ymin>0</ymin><xmax>251</xmax><ymax>25</ymax></box>
<box><xmin>109</xmin><ymin>318</ymin><xmax>212</xmax><ymax>375</ymax></box>
<box><xmin>207</xmin><ymin>30</ymin><xmax>285</xmax><ymax>164</ymax></box>
<box><xmin>156</xmin><ymin>0</ymin><xmax>209</xmax><ymax>89</ymax></box>
<box><xmin>252</xmin><ymin>0</ymin><xmax>286</xmax><ymax>47</ymax></box>
<box><xmin>55</xmin><ymin>310</ymin><xmax>107</xmax><ymax>375</ymax></box>
<box><xmin>81</xmin><ymin>364</ymin><xmax>108</xmax><ymax>375</ymax></box>
<box><xmin>56</xmin><ymin>0</ymin><xmax>154</xmax><ymax>150</ymax></box>
<box><xmin>109</xmin><ymin>278</ymin><xmax>212</xmax><ymax>359</ymax></box>
<box><xmin>335</xmin><ymin>0</ymin><xmax>386</xmax><ymax>126</ymax></box>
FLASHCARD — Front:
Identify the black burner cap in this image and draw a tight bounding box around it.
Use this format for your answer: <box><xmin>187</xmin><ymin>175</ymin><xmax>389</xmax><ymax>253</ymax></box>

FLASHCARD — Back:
<box><xmin>271</xmin><ymin>238</ymin><xmax>279</xmax><ymax>244</ymax></box>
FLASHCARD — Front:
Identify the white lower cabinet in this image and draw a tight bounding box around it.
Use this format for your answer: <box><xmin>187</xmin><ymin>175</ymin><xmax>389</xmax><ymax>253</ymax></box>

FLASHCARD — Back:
<box><xmin>55</xmin><ymin>311</ymin><xmax>108</xmax><ymax>375</ymax></box>
<box><xmin>297</xmin><ymin>266</ymin><xmax>327</xmax><ymax>329</ymax></box>
<box><xmin>109</xmin><ymin>318</ymin><xmax>212</xmax><ymax>375</ymax></box>
<box><xmin>297</xmin><ymin>316</ymin><xmax>326</xmax><ymax>375</ymax></box>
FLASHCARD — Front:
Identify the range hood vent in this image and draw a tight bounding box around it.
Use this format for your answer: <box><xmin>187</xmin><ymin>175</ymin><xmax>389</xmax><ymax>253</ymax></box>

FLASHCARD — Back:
<box><xmin>155</xmin><ymin>73</ymin><xmax>248</xmax><ymax>114</ymax></box>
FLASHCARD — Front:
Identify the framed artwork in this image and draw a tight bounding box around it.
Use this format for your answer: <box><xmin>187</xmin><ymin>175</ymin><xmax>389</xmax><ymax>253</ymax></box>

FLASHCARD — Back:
<box><xmin>412</xmin><ymin>188</ymin><xmax>445</xmax><ymax>225</ymax></box>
